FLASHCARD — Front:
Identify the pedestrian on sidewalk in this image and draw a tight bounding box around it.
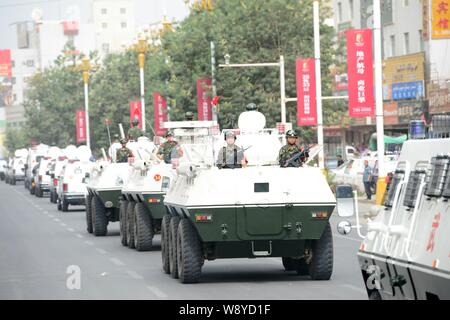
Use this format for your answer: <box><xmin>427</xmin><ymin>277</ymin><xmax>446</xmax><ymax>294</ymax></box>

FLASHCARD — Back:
<box><xmin>363</xmin><ymin>160</ymin><xmax>373</xmax><ymax>200</ymax></box>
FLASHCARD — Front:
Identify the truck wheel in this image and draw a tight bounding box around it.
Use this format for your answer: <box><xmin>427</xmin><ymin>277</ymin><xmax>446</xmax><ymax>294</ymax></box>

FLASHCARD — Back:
<box><xmin>133</xmin><ymin>203</ymin><xmax>153</xmax><ymax>251</ymax></box>
<box><xmin>36</xmin><ymin>186</ymin><xmax>42</xmax><ymax>198</ymax></box>
<box><xmin>85</xmin><ymin>194</ymin><xmax>93</xmax><ymax>233</ymax></box>
<box><xmin>49</xmin><ymin>191</ymin><xmax>53</xmax><ymax>203</ymax></box>
<box><xmin>30</xmin><ymin>183</ymin><xmax>35</xmax><ymax>195</ymax></box>
<box><xmin>309</xmin><ymin>222</ymin><xmax>333</xmax><ymax>280</ymax></box>
<box><xmin>62</xmin><ymin>198</ymin><xmax>69</xmax><ymax>212</ymax></box>
<box><xmin>176</xmin><ymin>218</ymin><xmax>202</xmax><ymax>283</ymax></box>
<box><xmin>92</xmin><ymin>196</ymin><xmax>108</xmax><ymax>236</ymax></box>
<box><xmin>126</xmin><ymin>201</ymin><xmax>136</xmax><ymax>248</ymax></box>
<box><xmin>161</xmin><ymin>214</ymin><xmax>171</xmax><ymax>274</ymax></box>
<box><xmin>119</xmin><ymin>200</ymin><xmax>128</xmax><ymax>246</ymax></box>
<box><xmin>169</xmin><ymin>215</ymin><xmax>180</xmax><ymax>278</ymax></box>
<box><xmin>57</xmin><ymin>198</ymin><xmax>62</xmax><ymax>211</ymax></box>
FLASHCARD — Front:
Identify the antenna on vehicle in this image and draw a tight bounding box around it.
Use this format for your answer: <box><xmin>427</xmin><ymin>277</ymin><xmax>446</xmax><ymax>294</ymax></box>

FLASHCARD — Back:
<box><xmin>119</xmin><ymin>123</ymin><xmax>126</xmax><ymax>140</ymax></box>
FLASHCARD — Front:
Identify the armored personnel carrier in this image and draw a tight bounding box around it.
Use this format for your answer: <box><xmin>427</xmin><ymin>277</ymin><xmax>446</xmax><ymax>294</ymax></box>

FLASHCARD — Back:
<box><xmin>161</xmin><ymin>110</ymin><xmax>338</xmax><ymax>283</ymax></box>
<box><xmin>337</xmin><ymin>117</ymin><xmax>450</xmax><ymax>300</ymax></box>
<box><xmin>85</xmin><ymin>142</ymin><xmax>132</xmax><ymax>236</ymax></box>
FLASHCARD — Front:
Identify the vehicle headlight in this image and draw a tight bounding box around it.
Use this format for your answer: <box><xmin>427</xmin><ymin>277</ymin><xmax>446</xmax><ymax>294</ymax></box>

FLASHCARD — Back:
<box><xmin>105</xmin><ymin>201</ymin><xmax>114</xmax><ymax>208</ymax></box>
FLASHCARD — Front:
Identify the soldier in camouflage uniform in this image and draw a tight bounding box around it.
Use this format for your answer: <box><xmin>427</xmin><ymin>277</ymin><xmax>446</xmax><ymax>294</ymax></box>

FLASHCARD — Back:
<box><xmin>216</xmin><ymin>131</ymin><xmax>247</xmax><ymax>169</ymax></box>
<box><xmin>157</xmin><ymin>131</ymin><xmax>183</xmax><ymax>164</ymax></box>
<box><xmin>116</xmin><ymin>139</ymin><xmax>134</xmax><ymax>163</ymax></box>
<box><xmin>185</xmin><ymin>111</ymin><xmax>195</xmax><ymax>121</ymax></box>
<box><xmin>128</xmin><ymin>118</ymin><xmax>144</xmax><ymax>141</ymax></box>
<box><xmin>278</xmin><ymin>130</ymin><xmax>309</xmax><ymax>167</ymax></box>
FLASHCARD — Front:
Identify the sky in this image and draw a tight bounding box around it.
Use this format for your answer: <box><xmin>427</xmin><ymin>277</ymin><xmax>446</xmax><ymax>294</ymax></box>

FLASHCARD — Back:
<box><xmin>0</xmin><ymin>0</ymin><xmax>190</xmax><ymax>49</ymax></box>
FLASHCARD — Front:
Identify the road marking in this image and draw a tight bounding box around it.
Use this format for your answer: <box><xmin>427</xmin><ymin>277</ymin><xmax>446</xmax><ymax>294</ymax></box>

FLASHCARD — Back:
<box><xmin>109</xmin><ymin>257</ymin><xmax>125</xmax><ymax>266</ymax></box>
<box><xmin>75</xmin><ymin>233</ymin><xmax>84</xmax><ymax>239</ymax></box>
<box><xmin>147</xmin><ymin>286</ymin><xmax>168</xmax><ymax>299</ymax></box>
<box><xmin>67</xmin><ymin>228</ymin><xmax>75</xmax><ymax>232</ymax></box>
<box><xmin>53</xmin><ymin>218</ymin><xmax>60</xmax><ymax>222</ymax></box>
<box><xmin>48</xmin><ymin>214</ymin><xmax>55</xmax><ymax>218</ymax></box>
<box><xmin>96</xmin><ymin>248</ymin><xmax>107</xmax><ymax>255</ymax></box>
<box><xmin>126</xmin><ymin>270</ymin><xmax>144</xmax><ymax>280</ymax></box>
<box><xmin>84</xmin><ymin>240</ymin><xmax>94</xmax><ymax>246</ymax></box>
<box><xmin>60</xmin><ymin>223</ymin><xmax>67</xmax><ymax>227</ymax></box>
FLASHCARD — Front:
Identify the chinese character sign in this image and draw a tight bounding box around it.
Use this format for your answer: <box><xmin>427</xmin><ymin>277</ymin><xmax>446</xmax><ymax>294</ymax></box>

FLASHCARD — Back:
<box><xmin>129</xmin><ymin>101</ymin><xmax>143</xmax><ymax>129</ymax></box>
<box><xmin>153</xmin><ymin>92</ymin><xmax>168</xmax><ymax>136</ymax></box>
<box><xmin>75</xmin><ymin>110</ymin><xmax>87</xmax><ymax>144</ymax></box>
<box><xmin>296</xmin><ymin>58</ymin><xmax>317</xmax><ymax>126</ymax></box>
<box><xmin>432</xmin><ymin>0</ymin><xmax>450</xmax><ymax>39</ymax></box>
<box><xmin>347</xmin><ymin>29</ymin><xmax>375</xmax><ymax>118</ymax></box>
<box><xmin>197</xmin><ymin>78</ymin><xmax>212</xmax><ymax>121</ymax></box>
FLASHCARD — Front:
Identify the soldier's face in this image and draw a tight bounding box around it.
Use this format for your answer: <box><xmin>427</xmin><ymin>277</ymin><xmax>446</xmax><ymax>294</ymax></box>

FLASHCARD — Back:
<box><xmin>287</xmin><ymin>137</ymin><xmax>297</xmax><ymax>145</ymax></box>
<box><xmin>226</xmin><ymin>137</ymin><xmax>235</xmax><ymax>145</ymax></box>
<box><xmin>167</xmin><ymin>136</ymin><xmax>174</xmax><ymax>142</ymax></box>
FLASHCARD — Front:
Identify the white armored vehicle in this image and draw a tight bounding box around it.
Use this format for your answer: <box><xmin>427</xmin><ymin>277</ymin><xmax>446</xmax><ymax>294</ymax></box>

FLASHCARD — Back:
<box><xmin>161</xmin><ymin>109</ymin><xmax>339</xmax><ymax>283</ymax></box>
<box><xmin>337</xmin><ymin>117</ymin><xmax>450</xmax><ymax>300</ymax></box>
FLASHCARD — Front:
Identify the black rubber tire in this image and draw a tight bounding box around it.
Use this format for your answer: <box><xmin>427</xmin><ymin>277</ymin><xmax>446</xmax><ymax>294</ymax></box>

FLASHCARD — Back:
<box><xmin>119</xmin><ymin>200</ymin><xmax>128</xmax><ymax>246</ymax></box>
<box><xmin>35</xmin><ymin>186</ymin><xmax>42</xmax><ymax>198</ymax></box>
<box><xmin>161</xmin><ymin>214</ymin><xmax>171</xmax><ymax>274</ymax></box>
<box><xmin>126</xmin><ymin>201</ymin><xmax>136</xmax><ymax>248</ymax></box>
<box><xmin>133</xmin><ymin>203</ymin><xmax>153</xmax><ymax>251</ymax></box>
<box><xmin>369</xmin><ymin>290</ymin><xmax>382</xmax><ymax>300</ymax></box>
<box><xmin>92</xmin><ymin>196</ymin><xmax>108</xmax><ymax>236</ymax></box>
<box><xmin>176</xmin><ymin>218</ymin><xmax>202</xmax><ymax>283</ymax></box>
<box><xmin>57</xmin><ymin>198</ymin><xmax>62</xmax><ymax>211</ymax></box>
<box><xmin>85</xmin><ymin>194</ymin><xmax>93</xmax><ymax>233</ymax></box>
<box><xmin>11</xmin><ymin>178</ymin><xmax>16</xmax><ymax>185</ymax></box>
<box><xmin>309</xmin><ymin>222</ymin><xmax>333</xmax><ymax>280</ymax></box>
<box><xmin>30</xmin><ymin>182</ymin><xmax>35</xmax><ymax>195</ymax></box>
<box><xmin>49</xmin><ymin>191</ymin><xmax>54</xmax><ymax>203</ymax></box>
<box><xmin>62</xmin><ymin>198</ymin><xmax>69</xmax><ymax>212</ymax></box>
<box><xmin>169</xmin><ymin>215</ymin><xmax>180</xmax><ymax>278</ymax></box>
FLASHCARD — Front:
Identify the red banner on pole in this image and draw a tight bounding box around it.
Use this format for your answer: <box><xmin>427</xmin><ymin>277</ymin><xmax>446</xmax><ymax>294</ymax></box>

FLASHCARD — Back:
<box><xmin>347</xmin><ymin>29</ymin><xmax>375</xmax><ymax>118</ymax></box>
<box><xmin>129</xmin><ymin>101</ymin><xmax>143</xmax><ymax>129</ymax></box>
<box><xmin>0</xmin><ymin>49</ymin><xmax>12</xmax><ymax>78</ymax></box>
<box><xmin>197</xmin><ymin>78</ymin><xmax>212</xmax><ymax>121</ymax></box>
<box><xmin>76</xmin><ymin>110</ymin><xmax>87</xmax><ymax>144</ymax></box>
<box><xmin>153</xmin><ymin>92</ymin><xmax>168</xmax><ymax>136</ymax></box>
<box><xmin>296</xmin><ymin>58</ymin><xmax>317</xmax><ymax>126</ymax></box>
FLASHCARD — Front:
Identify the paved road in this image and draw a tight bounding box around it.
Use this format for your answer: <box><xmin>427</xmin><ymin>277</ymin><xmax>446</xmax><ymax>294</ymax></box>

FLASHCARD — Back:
<box><xmin>0</xmin><ymin>181</ymin><xmax>368</xmax><ymax>300</ymax></box>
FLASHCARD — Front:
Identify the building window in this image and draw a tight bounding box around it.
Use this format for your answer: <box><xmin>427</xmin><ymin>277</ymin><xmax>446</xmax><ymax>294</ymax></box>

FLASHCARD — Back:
<box><xmin>404</xmin><ymin>32</ymin><xmax>410</xmax><ymax>54</ymax></box>
<box><xmin>102</xmin><ymin>22</ymin><xmax>107</xmax><ymax>29</ymax></box>
<box><xmin>337</xmin><ymin>2</ymin><xmax>342</xmax><ymax>23</ymax></box>
<box><xmin>349</xmin><ymin>0</ymin><xmax>354</xmax><ymax>19</ymax></box>
<box><xmin>120</xmin><ymin>8</ymin><xmax>126</xmax><ymax>14</ymax></box>
<box><xmin>390</xmin><ymin>35</ymin><xmax>396</xmax><ymax>57</ymax></box>
<box><xmin>121</xmin><ymin>22</ymin><xmax>127</xmax><ymax>29</ymax></box>
<box><xmin>102</xmin><ymin>43</ymin><xmax>110</xmax><ymax>54</ymax></box>
<box><xmin>101</xmin><ymin>8</ymin><xmax>107</xmax><ymax>14</ymax></box>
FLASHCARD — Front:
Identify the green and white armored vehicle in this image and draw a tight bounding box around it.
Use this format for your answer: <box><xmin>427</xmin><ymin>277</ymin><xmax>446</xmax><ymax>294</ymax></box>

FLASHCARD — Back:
<box><xmin>161</xmin><ymin>109</ymin><xmax>337</xmax><ymax>283</ymax></box>
<box><xmin>85</xmin><ymin>141</ymin><xmax>133</xmax><ymax>236</ymax></box>
<box><xmin>337</xmin><ymin>117</ymin><xmax>450</xmax><ymax>300</ymax></box>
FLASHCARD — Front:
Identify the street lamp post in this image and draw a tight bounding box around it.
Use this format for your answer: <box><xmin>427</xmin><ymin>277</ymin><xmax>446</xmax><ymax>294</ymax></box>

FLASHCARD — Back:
<box><xmin>81</xmin><ymin>56</ymin><xmax>91</xmax><ymax>150</ymax></box>
<box><xmin>136</xmin><ymin>36</ymin><xmax>149</xmax><ymax>133</ymax></box>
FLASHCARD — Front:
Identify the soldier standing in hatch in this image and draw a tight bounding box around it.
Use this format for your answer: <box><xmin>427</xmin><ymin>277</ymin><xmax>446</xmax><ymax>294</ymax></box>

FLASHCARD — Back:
<box><xmin>216</xmin><ymin>131</ymin><xmax>247</xmax><ymax>169</ymax></box>
<box><xmin>157</xmin><ymin>131</ymin><xmax>183</xmax><ymax>164</ymax></box>
<box><xmin>116</xmin><ymin>139</ymin><xmax>134</xmax><ymax>163</ymax></box>
<box><xmin>278</xmin><ymin>130</ymin><xmax>309</xmax><ymax>167</ymax></box>
<box><xmin>128</xmin><ymin>118</ymin><xmax>144</xmax><ymax>141</ymax></box>
<box><xmin>185</xmin><ymin>111</ymin><xmax>195</xmax><ymax>121</ymax></box>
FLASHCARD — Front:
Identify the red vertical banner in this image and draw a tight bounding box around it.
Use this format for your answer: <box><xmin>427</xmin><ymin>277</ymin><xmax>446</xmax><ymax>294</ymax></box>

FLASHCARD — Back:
<box><xmin>0</xmin><ymin>49</ymin><xmax>12</xmax><ymax>78</ymax></box>
<box><xmin>197</xmin><ymin>78</ymin><xmax>212</xmax><ymax>121</ymax></box>
<box><xmin>129</xmin><ymin>101</ymin><xmax>143</xmax><ymax>129</ymax></box>
<box><xmin>153</xmin><ymin>92</ymin><xmax>168</xmax><ymax>136</ymax></box>
<box><xmin>347</xmin><ymin>29</ymin><xmax>375</xmax><ymax>118</ymax></box>
<box><xmin>75</xmin><ymin>110</ymin><xmax>87</xmax><ymax>144</ymax></box>
<box><xmin>296</xmin><ymin>58</ymin><xmax>317</xmax><ymax>126</ymax></box>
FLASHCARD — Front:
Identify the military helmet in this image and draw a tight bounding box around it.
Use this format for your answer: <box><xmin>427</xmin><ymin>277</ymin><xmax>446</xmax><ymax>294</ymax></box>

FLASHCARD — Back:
<box><xmin>132</xmin><ymin>118</ymin><xmax>140</xmax><ymax>126</ymax></box>
<box><xmin>185</xmin><ymin>111</ymin><xmax>194</xmax><ymax>120</ymax></box>
<box><xmin>246</xmin><ymin>103</ymin><xmax>257</xmax><ymax>111</ymax></box>
<box><xmin>120</xmin><ymin>138</ymin><xmax>127</xmax><ymax>144</ymax></box>
<box><xmin>286</xmin><ymin>130</ymin><xmax>298</xmax><ymax>138</ymax></box>
<box><xmin>165</xmin><ymin>131</ymin><xmax>174</xmax><ymax>138</ymax></box>
<box><xmin>224</xmin><ymin>131</ymin><xmax>237</xmax><ymax>140</ymax></box>
<box><xmin>113</xmin><ymin>133</ymin><xmax>120</xmax><ymax>139</ymax></box>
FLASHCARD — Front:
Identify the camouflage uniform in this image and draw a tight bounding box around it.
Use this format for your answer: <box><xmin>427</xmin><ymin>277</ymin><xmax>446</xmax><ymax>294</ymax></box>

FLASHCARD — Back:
<box><xmin>157</xmin><ymin>141</ymin><xmax>179</xmax><ymax>164</ymax></box>
<box><xmin>278</xmin><ymin>144</ymin><xmax>303</xmax><ymax>167</ymax></box>
<box><xmin>116</xmin><ymin>147</ymin><xmax>133</xmax><ymax>163</ymax></box>
<box><xmin>216</xmin><ymin>145</ymin><xmax>245</xmax><ymax>169</ymax></box>
<box><xmin>128</xmin><ymin>127</ymin><xmax>144</xmax><ymax>141</ymax></box>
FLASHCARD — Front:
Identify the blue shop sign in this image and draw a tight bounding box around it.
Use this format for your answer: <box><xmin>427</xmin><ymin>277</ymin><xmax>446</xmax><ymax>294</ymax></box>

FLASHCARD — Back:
<box><xmin>392</xmin><ymin>81</ymin><xmax>424</xmax><ymax>101</ymax></box>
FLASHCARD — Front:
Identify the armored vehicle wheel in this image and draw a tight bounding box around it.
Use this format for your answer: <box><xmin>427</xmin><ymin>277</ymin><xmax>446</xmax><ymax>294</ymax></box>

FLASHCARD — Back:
<box><xmin>176</xmin><ymin>218</ymin><xmax>202</xmax><ymax>283</ymax></box>
<box><xmin>35</xmin><ymin>186</ymin><xmax>42</xmax><ymax>198</ymax></box>
<box><xmin>30</xmin><ymin>184</ymin><xmax>35</xmax><ymax>195</ymax></box>
<box><xmin>11</xmin><ymin>178</ymin><xmax>16</xmax><ymax>185</ymax></box>
<box><xmin>119</xmin><ymin>200</ymin><xmax>128</xmax><ymax>246</ymax></box>
<box><xmin>62</xmin><ymin>198</ymin><xmax>69</xmax><ymax>212</ymax></box>
<box><xmin>161</xmin><ymin>214</ymin><xmax>171</xmax><ymax>274</ymax></box>
<box><xmin>369</xmin><ymin>290</ymin><xmax>382</xmax><ymax>300</ymax></box>
<box><xmin>85</xmin><ymin>194</ymin><xmax>93</xmax><ymax>233</ymax></box>
<box><xmin>169</xmin><ymin>215</ymin><xmax>180</xmax><ymax>278</ymax></box>
<box><xmin>309</xmin><ymin>222</ymin><xmax>333</xmax><ymax>280</ymax></box>
<box><xmin>126</xmin><ymin>201</ymin><xmax>136</xmax><ymax>248</ymax></box>
<box><xmin>133</xmin><ymin>203</ymin><xmax>153</xmax><ymax>251</ymax></box>
<box><xmin>57</xmin><ymin>199</ymin><xmax>62</xmax><ymax>211</ymax></box>
<box><xmin>49</xmin><ymin>191</ymin><xmax>54</xmax><ymax>203</ymax></box>
<box><xmin>92</xmin><ymin>196</ymin><xmax>108</xmax><ymax>236</ymax></box>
